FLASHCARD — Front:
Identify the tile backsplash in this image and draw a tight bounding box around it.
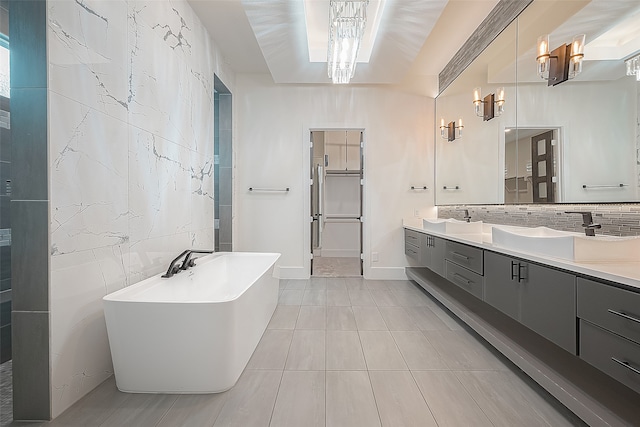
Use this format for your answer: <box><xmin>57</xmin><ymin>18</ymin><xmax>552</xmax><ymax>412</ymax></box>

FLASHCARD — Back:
<box><xmin>438</xmin><ymin>204</ymin><xmax>640</xmax><ymax>237</ymax></box>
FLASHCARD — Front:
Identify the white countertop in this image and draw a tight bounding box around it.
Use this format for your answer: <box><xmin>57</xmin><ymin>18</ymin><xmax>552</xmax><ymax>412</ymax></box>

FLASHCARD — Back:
<box><xmin>403</xmin><ymin>218</ymin><xmax>640</xmax><ymax>291</ymax></box>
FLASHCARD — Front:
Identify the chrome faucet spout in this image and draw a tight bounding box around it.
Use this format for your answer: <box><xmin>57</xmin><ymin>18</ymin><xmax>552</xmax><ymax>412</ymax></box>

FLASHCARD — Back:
<box><xmin>463</xmin><ymin>209</ymin><xmax>471</xmax><ymax>223</ymax></box>
<box><xmin>564</xmin><ymin>211</ymin><xmax>601</xmax><ymax>236</ymax></box>
<box><xmin>180</xmin><ymin>250</ymin><xmax>215</xmax><ymax>270</ymax></box>
<box><xmin>162</xmin><ymin>250</ymin><xmax>191</xmax><ymax>278</ymax></box>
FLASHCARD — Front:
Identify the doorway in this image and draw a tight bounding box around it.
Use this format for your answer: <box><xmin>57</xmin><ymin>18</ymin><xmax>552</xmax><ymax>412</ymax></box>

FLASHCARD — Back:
<box><xmin>214</xmin><ymin>76</ymin><xmax>232</xmax><ymax>252</ymax></box>
<box><xmin>310</xmin><ymin>130</ymin><xmax>363</xmax><ymax>277</ymax></box>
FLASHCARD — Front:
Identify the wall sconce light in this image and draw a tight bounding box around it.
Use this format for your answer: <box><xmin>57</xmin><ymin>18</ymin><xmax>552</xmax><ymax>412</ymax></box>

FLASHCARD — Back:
<box><xmin>472</xmin><ymin>87</ymin><xmax>505</xmax><ymax>121</ymax></box>
<box><xmin>536</xmin><ymin>34</ymin><xmax>585</xmax><ymax>86</ymax></box>
<box><xmin>440</xmin><ymin>118</ymin><xmax>463</xmax><ymax>142</ymax></box>
<box><xmin>625</xmin><ymin>53</ymin><xmax>640</xmax><ymax>81</ymax></box>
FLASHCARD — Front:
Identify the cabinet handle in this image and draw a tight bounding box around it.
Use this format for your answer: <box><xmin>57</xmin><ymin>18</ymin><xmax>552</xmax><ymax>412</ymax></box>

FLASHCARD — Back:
<box><xmin>611</xmin><ymin>357</ymin><xmax>640</xmax><ymax>375</ymax></box>
<box><xmin>510</xmin><ymin>261</ymin><xmax>517</xmax><ymax>281</ymax></box>
<box><xmin>607</xmin><ymin>309</ymin><xmax>640</xmax><ymax>325</ymax></box>
<box><xmin>407</xmin><ymin>235</ymin><xmax>417</xmax><ymax>240</ymax></box>
<box><xmin>451</xmin><ymin>252</ymin><xmax>470</xmax><ymax>261</ymax></box>
<box><xmin>518</xmin><ymin>263</ymin><xmax>527</xmax><ymax>282</ymax></box>
<box><xmin>452</xmin><ymin>273</ymin><xmax>472</xmax><ymax>286</ymax></box>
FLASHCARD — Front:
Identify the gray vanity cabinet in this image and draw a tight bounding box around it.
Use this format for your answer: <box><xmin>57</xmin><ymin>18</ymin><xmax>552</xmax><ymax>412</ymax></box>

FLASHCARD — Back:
<box><xmin>484</xmin><ymin>251</ymin><xmax>576</xmax><ymax>354</ymax></box>
<box><xmin>423</xmin><ymin>234</ymin><xmax>446</xmax><ymax>277</ymax></box>
<box><xmin>484</xmin><ymin>251</ymin><xmax>520</xmax><ymax>319</ymax></box>
<box><xmin>404</xmin><ymin>229</ymin><xmax>424</xmax><ymax>263</ymax></box>
<box><xmin>577</xmin><ymin>278</ymin><xmax>640</xmax><ymax>393</ymax></box>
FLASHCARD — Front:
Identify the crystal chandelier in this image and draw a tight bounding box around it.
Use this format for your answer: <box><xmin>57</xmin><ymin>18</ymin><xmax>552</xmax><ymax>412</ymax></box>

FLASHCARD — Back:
<box><xmin>327</xmin><ymin>0</ymin><xmax>369</xmax><ymax>84</ymax></box>
<box><xmin>626</xmin><ymin>53</ymin><xmax>640</xmax><ymax>81</ymax></box>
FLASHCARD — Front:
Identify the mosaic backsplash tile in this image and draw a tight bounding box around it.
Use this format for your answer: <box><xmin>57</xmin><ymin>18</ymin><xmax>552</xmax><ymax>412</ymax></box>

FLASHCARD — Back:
<box><xmin>438</xmin><ymin>204</ymin><xmax>640</xmax><ymax>237</ymax></box>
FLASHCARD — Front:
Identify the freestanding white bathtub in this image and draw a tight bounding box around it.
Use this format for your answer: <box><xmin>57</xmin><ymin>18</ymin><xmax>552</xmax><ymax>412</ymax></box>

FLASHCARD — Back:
<box><xmin>103</xmin><ymin>252</ymin><xmax>280</xmax><ymax>393</ymax></box>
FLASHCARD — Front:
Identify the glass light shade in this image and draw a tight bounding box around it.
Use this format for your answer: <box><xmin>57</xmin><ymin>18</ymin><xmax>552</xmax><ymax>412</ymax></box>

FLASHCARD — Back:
<box><xmin>537</xmin><ymin>34</ymin><xmax>550</xmax><ymax>80</ymax></box>
<box><xmin>327</xmin><ymin>1</ymin><xmax>369</xmax><ymax>84</ymax></box>
<box><xmin>473</xmin><ymin>87</ymin><xmax>483</xmax><ymax>117</ymax></box>
<box><xmin>495</xmin><ymin>87</ymin><xmax>505</xmax><ymax>116</ymax></box>
<box><xmin>568</xmin><ymin>34</ymin><xmax>585</xmax><ymax>79</ymax></box>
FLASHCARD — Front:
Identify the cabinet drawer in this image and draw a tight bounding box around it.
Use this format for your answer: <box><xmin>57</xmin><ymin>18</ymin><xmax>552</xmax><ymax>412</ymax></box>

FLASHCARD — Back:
<box><xmin>446</xmin><ymin>260</ymin><xmax>484</xmax><ymax>299</ymax></box>
<box><xmin>580</xmin><ymin>320</ymin><xmax>640</xmax><ymax>395</ymax></box>
<box><xmin>577</xmin><ymin>278</ymin><xmax>640</xmax><ymax>345</ymax></box>
<box><xmin>404</xmin><ymin>229</ymin><xmax>423</xmax><ymax>249</ymax></box>
<box><xmin>405</xmin><ymin>243</ymin><xmax>420</xmax><ymax>261</ymax></box>
<box><xmin>445</xmin><ymin>241</ymin><xmax>483</xmax><ymax>275</ymax></box>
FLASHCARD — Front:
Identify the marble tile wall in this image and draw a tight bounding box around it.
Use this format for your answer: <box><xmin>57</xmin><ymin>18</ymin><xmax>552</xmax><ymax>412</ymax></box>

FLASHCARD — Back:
<box><xmin>439</xmin><ymin>204</ymin><xmax>640</xmax><ymax>237</ymax></box>
<box><xmin>47</xmin><ymin>0</ymin><xmax>217</xmax><ymax>417</ymax></box>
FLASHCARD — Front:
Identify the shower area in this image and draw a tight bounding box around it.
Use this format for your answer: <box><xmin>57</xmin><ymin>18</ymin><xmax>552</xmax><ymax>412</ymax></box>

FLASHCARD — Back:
<box><xmin>310</xmin><ymin>130</ymin><xmax>363</xmax><ymax>277</ymax></box>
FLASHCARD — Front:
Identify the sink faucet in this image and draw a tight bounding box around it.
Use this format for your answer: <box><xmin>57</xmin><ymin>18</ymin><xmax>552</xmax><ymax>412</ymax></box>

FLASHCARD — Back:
<box><xmin>565</xmin><ymin>211</ymin><xmax>601</xmax><ymax>236</ymax></box>
<box><xmin>463</xmin><ymin>209</ymin><xmax>471</xmax><ymax>223</ymax></box>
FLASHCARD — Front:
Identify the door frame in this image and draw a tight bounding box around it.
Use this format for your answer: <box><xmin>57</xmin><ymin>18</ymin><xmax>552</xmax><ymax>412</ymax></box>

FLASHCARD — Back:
<box><xmin>303</xmin><ymin>125</ymin><xmax>366</xmax><ymax>278</ymax></box>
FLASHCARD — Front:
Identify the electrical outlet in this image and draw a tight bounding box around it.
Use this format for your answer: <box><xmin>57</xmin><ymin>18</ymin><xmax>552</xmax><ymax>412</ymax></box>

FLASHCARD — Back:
<box><xmin>372</xmin><ymin>252</ymin><xmax>379</xmax><ymax>262</ymax></box>
<box><xmin>414</xmin><ymin>209</ymin><xmax>420</xmax><ymax>217</ymax></box>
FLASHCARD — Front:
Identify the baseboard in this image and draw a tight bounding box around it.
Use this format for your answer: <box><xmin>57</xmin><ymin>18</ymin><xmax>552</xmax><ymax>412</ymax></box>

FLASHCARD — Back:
<box><xmin>364</xmin><ymin>267</ymin><xmax>408</xmax><ymax>280</ymax></box>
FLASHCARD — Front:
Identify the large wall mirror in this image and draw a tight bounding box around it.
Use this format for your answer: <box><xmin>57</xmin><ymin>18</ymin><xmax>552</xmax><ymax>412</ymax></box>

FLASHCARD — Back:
<box><xmin>435</xmin><ymin>0</ymin><xmax>640</xmax><ymax>205</ymax></box>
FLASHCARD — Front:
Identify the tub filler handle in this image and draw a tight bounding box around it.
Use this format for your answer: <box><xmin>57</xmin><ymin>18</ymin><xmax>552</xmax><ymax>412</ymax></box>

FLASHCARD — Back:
<box><xmin>181</xmin><ymin>250</ymin><xmax>215</xmax><ymax>270</ymax></box>
<box><xmin>162</xmin><ymin>249</ymin><xmax>215</xmax><ymax>278</ymax></box>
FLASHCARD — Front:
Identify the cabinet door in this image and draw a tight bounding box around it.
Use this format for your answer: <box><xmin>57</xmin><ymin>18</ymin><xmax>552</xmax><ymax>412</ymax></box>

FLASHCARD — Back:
<box><xmin>431</xmin><ymin>236</ymin><xmax>446</xmax><ymax>277</ymax></box>
<box><xmin>520</xmin><ymin>263</ymin><xmax>576</xmax><ymax>354</ymax></box>
<box><xmin>484</xmin><ymin>251</ymin><xmax>519</xmax><ymax>320</ymax></box>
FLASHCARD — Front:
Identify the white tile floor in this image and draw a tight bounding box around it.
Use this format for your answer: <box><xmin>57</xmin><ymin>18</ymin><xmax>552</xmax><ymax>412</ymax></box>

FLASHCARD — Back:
<box><xmin>2</xmin><ymin>278</ymin><xmax>586</xmax><ymax>427</ymax></box>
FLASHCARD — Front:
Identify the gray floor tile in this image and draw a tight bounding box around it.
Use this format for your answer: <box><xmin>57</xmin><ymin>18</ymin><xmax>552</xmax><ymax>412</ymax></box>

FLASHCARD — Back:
<box><xmin>359</xmin><ymin>331</ymin><xmax>407</xmax><ymax>370</ymax></box>
<box><xmin>268</xmin><ymin>306</ymin><xmax>300</xmax><ymax>330</ymax></box>
<box><xmin>403</xmin><ymin>306</ymin><xmax>450</xmax><ymax>331</ymax></box>
<box><xmin>246</xmin><ymin>330</ymin><xmax>293</xmax><ymax>370</ymax></box>
<box><xmin>270</xmin><ymin>371</ymin><xmax>325</xmax><ymax>427</ymax></box>
<box><xmin>279</xmin><ymin>280</ymin><xmax>287</xmax><ymax>290</ymax></box>
<box><xmin>99</xmin><ymin>393</ymin><xmax>178</xmax><ymax>427</ymax></box>
<box><xmin>325</xmin><ymin>278</ymin><xmax>347</xmax><ymax>291</ymax></box>
<box><xmin>326</xmin><ymin>371</ymin><xmax>381</xmax><ymax>427</ymax></box>
<box><xmin>352</xmin><ymin>306</ymin><xmax>388</xmax><ymax>331</ymax></box>
<box><xmin>285</xmin><ymin>330</ymin><xmax>326</xmax><ymax>370</ymax></box>
<box><xmin>391</xmin><ymin>331</ymin><xmax>448</xmax><ymax>370</ymax></box>
<box><xmin>46</xmin><ymin>377</ymin><xmax>129</xmax><ymax>427</ymax></box>
<box><xmin>391</xmin><ymin>289</ymin><xmax>430</xmax><ymax>307</ymax></box>
<box><xmin>386</xmin><ymin>280</ymin><xmax>419</xmax><ymax>291</ymax></box>
<box><xmin>213</xmin><ymin>370</ymin><xmax>281</xmax><ymax>427</ymax></box>
<box><xmin>302</xmin><ymin>289</ymin><xmax>327</xmax><ymax>306</ymax></box>
<box><xmin>378</xmin><ymin>306</ymin><xmax>418</xmax><ymax>331</ymax></box>
<box><xmin>326</xmin><ymin>290</ymin><xmax>351</xmax><ymax>306</ymax></box>
<box><xmin>284</xmin><ymin>279</ymin><xmax>308</xmax><ymax>290</ymax></box>
<box><xmin>424</xmin><ymin>330</ymin><xmax>508</xmax><ymax>371</ymax></box>
<box><xmin>364</xmin><ymin>280</ymin><xmax>389</xmax><ymax>291</ymax></box>
<box><xmin>296</xmin><ymin>306</ymin><xmax>326</xmax><ymax>329</ymax></box>
<box><xmin>455</xmin><ymin>370</ymin><xmax>557</xmax><ymax>427</ymax></box>
<box><xmin>369</xmin><ymin>290</ymin><xmax>400</xmax><ymax>307</ymax></box>
<box><xmin>326</xmin><ymin>306</ymin><xmax>357</xmax><ymax>331</ymax></box>
<box><xmin>279</xmin><ymin>290</ymin><xmax>304</xmax><ymax>305</ymax></box>
<box><xmin>348</xmin><ymin>290</ymin><xmax>376</xmax><ymax>306</ymax></box>
<box><xmin>412</xmin><ymin>370</ymin><xmax>493</xmax><ymax>427</ymax></box>
<box><xmin>326</xmin><ymin>331</ymin><xmax>367</xmax><ymax>370</ymax></box>
<box><xmin>344</xmin><ymin>278</ymin><xmax>367</xmax><ymax>290</ymax></box>
<box><xmin>422</xmin><ymin>299</ymin><xmax>465</xmax><ymax>330</ymax></box>
<box><xmin>156</xmin><ymin>393</ymin><xmax>227</xmax><ymax>427</ymax></box>
<box><xmin>308</xmin><ymin>277</ymin><xmax>327</xmax><ymax>290</ymax></box>
<box><xmin>369</xmin><ymin>371</ymin><xmax>437</xmax><ymax>427</ymax></box>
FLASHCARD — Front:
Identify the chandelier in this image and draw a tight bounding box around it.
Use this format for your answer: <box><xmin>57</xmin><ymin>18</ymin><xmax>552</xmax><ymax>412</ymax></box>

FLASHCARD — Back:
<box><xmin>327</xmin><ymin>1</ymin><xmax>369</xmax><ymax>84</ymax></box>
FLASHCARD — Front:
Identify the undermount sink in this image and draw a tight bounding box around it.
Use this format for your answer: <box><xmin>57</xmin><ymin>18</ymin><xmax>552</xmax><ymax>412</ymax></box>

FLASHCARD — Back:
<box><xmin>491</xmin><ymin>226</ymin><xmax>640</xmax><ymax>263</ymax></box>
<box><xmin>423</xmin><ymin>218</ymin><xmax>483</xmax><ymax>234</ymax></box>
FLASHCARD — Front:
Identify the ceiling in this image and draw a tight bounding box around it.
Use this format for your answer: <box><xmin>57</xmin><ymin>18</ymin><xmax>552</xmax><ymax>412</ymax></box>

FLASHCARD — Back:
<box><xmin>187</xmin><ymin>0</ymin><xmax>500</xmax><ymax>95</ymax></box>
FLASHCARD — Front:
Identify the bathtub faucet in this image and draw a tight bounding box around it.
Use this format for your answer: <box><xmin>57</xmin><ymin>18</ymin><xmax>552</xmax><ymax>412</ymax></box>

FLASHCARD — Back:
<box><xmin>162</xmin><ymin>250</ymin><xmax>191</xmax><ymax>278</ymax></box>
<box><xmin>180</xmin><ymin>250</ymin><xmax>215</xmax><ymax>271</ymax></box>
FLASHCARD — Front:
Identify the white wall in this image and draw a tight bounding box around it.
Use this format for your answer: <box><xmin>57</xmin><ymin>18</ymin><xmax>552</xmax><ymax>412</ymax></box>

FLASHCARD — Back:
<box><xmin>47</xmin><ymin>0</ymin><xmax>230</xmax><ymax>416</ymax></box>
<box><xmin>234</xmin><ymin>75</ymin><xmax>434</xmax><ymax>280</ymax></box>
